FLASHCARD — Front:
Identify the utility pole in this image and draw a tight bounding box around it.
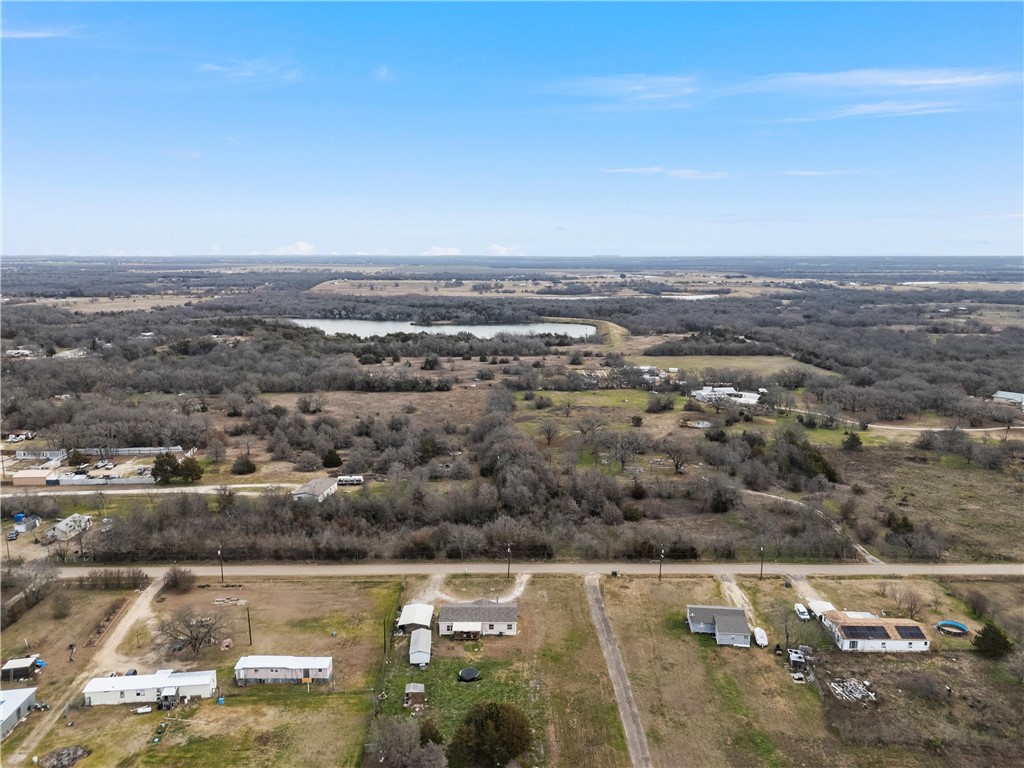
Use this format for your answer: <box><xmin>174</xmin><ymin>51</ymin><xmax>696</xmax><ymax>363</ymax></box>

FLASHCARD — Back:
<box><xmin>659</xmin><ymin>549</ymin><xmax>665</xmax><ymax>581</ymax></box>
<box><xmin>246</xmin><ymin>607</ymin><xmax>253</xmax><ymax>646</ymax></box>
<box><xmin>506</xmin><ymin>546</ymin><xmax>512</xmax><ymax>580</ymax></box>
<box><xmin>218</xmin><ymin>547</ymin><xmax>224</xmax><ymax>583</ymax></box>
<box><xmin>759</xmin><ymin>546</ymin><xmax>764</xmax><ymax>581</ymax></box>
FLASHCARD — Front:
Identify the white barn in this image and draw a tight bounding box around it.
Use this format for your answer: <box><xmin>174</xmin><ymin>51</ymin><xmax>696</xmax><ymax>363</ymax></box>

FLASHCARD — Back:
<box><xmin>234</xmin><ymin>655</ymin><xmax>333</xmax><ymax>686</ymax></box>
<box><xmin>820</xmin><ymin>610</ymin><xmax>930</xmax><ymax>653</ymax></box>
<box><xmin>83</xmin><ymin>669</ymin><xmax>217</xmax><ymax>706</ymax></box>
<box><xmin>409</xmin><ymin>629</ymin><xmax>432</xmax><ymax>666</ymax></box>
<box><xmin>686</xmin><ymin>605</ymin><xmax>751</xmax><ymax>648</ymax></box>
<box><xmin>397</xmin><ymin>603</ymin><xmax>434</xmax><ymax>632</ymax></box>
<box><xmin>1</xmin><ymin>687</ymin><xmax>37</xmax><ymax>739</ymax></box>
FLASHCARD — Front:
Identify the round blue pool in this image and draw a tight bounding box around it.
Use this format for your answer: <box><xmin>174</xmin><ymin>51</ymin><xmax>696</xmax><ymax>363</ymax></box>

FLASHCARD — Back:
<box><xmin>936</xmin><ymin>620</ymin><xmax>970</xmax><ymax>636</ymax></box>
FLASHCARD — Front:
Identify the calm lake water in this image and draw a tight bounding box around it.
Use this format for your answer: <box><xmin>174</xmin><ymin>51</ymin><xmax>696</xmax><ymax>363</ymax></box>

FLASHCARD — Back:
<box><xmin>291</xmin><ymin>318</ymin><xmax>597</xmax><ymax>339</ymax></box>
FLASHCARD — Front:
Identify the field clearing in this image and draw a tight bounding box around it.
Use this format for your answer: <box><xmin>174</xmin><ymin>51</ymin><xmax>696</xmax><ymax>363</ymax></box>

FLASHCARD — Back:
<box><xmin>378</xmin><ymin>575</ymin><xmax>627</xmax><ymax>767</ymax></box>
<box><xmin>629</xmin><ymin>354</ymin><xmax>837</xmax><ymax>377</ymax></box>
<box><xmin>838</xmin><ymin>448</ymin><xmax>1024</xmax><ymax>562</ymax></box>
<box><xmin>36</xmin><ymin>294</ymin><xmax>206</xmax><ymax>313</ymax></box>
<box><xmin>940</xmin><ymin>577</ymin><xmax>1024</xmax><ymax>642</ymax></box>
<box><xmin>599</xmin><ymin>575</ymin><xmax>917</xmax><ymax>768</ymax></box>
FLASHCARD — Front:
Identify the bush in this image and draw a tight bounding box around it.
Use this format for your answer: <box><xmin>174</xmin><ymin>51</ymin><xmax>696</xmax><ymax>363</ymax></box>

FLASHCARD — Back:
<box><xmin>51</xmin><ymin>592</ymin><xmax>71</xmax><ymax>620</ymax></box>
<box><xmin>322</xmin><ymin>448</ymin><xmax>342</xmax><ymax>468</ymax></box>
<box><xmin>448</xmin><ymin>702</ymin><xmax>532</xmax><ymax>767</ymax></box>
<box><xmin>164</xmin><ymin>566</ymin><xmax>197</xmax><ymax>594</ymax></box>
<box><xmin>231</xmin><ymin>453</ymin><xmax>257</xmax><ymax>475</ymax></box>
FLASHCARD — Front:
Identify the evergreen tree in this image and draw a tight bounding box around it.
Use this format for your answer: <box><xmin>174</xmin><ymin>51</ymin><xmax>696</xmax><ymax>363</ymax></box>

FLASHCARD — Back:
<box><xmin>973</xmin><ymin>622</ymin><xmax>1014</xmax><ymax>659</ymax></box>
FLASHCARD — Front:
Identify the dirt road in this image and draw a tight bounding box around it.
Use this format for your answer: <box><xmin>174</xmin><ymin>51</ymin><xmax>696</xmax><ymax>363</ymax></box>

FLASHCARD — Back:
<box><xmin>584</xmin><ymin>574</ymin><xmax>652</xmax><ymax>768</ymax></box>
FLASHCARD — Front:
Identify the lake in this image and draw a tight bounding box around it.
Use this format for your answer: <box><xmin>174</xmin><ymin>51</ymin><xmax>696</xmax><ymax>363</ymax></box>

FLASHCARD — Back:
<box><xmin>290</xmin><ymin>318</ymin><xmax>598</xmax><ymax>339</ymax></box>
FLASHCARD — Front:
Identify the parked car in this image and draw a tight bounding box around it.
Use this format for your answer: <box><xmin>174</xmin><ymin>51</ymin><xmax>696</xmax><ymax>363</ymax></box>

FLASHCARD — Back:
<box><xmin>6</xmin><ymin>530</ymin><xmax>18</xmax><ymax>541</ymax></box>
<box><xmin>125</xmin><ymin>669</ymin><xmax>138</xmax><ymax>676</ymax></box>
<box><xmin>794</xmin><ymin>603</ymin><xmax>811</xmax><ymax>621</ymax></box>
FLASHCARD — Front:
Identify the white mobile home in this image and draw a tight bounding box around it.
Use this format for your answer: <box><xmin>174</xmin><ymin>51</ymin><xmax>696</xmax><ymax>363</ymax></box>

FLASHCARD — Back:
<box><xmin>291</xmin><ymin>478</ymin><xmax>339</xmax><ymax>503</ymax></box>
<box><xmin>233</xmin><ymin>655</ymin><xmax>333</xmax><ymax>686</ymax></box>
<box><xmin>820</xmin><ymin>610</ymin><xmax>930</xmax><ymax>653</ymax></box>
<box><xmin>409</xmin><ymin>629</ymin><xmax>432</xmax><ymax>666</ymax></box>
<box><xmin>1</xmin><ymin>687</ymin><xmax>37</xmax><ymax>739</ymax></box>
<box><xmin>83</xmin><ymin>669</ymin><xmax>217</xmax><ymax>706</ymax></box>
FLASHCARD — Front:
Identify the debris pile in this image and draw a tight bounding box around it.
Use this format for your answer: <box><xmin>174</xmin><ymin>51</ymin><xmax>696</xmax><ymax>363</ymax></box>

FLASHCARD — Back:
<box><xmin>39</xmin><ymin>746</ymin><xmax>91</xmax><ymax>768</ymax></box>
<box><xmin>829</xmin><ymin>678</ymin><xmax>876</xmax><ymax>702</ymax></box>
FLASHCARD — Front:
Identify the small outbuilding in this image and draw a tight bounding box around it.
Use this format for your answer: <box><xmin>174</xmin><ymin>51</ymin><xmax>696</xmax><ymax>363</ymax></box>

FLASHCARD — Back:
<box><xmin>409</xmin><ymin>629</ymin><xmax>432</xmax><ymax>666</ymax></box>
<box><xmin>233</xmin><ymin>656</ymin><xmax>333</xmax><ymax>686</ymax></box>
<box><xmin>397</xmin><ymin>603</ymin><xmax>434</xmax><ymax>632</ymax></box>
<box><xmin>992</xmin><ymin>391</ymin><xmax>1024</xmax><ymax>410</ymax></box>
<box><xmin>13</xmin><ymin>515</ymin><xmax>42</xmax><ymax>533</ymax></box>
<box><xmin>12</xmin><ymin>469</ymin><xmax>58</xmax><ymax>487</ymax></box>
<box><xmin>686</xmin><ymin>605</ymin><xmax>751</xmax><ymax>648</ymax></box>
<box><xmin>1</xmin><ymin>657</ymin><xmax>39</xmax><ymax>682</ymax></box>
<box><xmin>291</xmin><ymin>477</ymin><xmax>339</xmax><ymax>503</ymax></box>
<box><xmin>0</xmin><ymin>687</ymin><xmax>37</xmax><ymax>739</ymax></box>
<box><xmin>404</xmin><ymin>683</ymin><xmax>426</xmax><ymax>707</ymax></box>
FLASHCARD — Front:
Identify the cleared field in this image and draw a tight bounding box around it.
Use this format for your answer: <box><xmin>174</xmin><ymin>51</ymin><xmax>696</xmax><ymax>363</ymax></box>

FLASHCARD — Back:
<box><xmin>628</xmin><ymin>354</ymin><xmax>836</xmax><ymax>377</ymax></box>
<box><xmin>37</xmin><ymin>294</ymin><xmax>205</xmax><ymax>313</ymax></box>
<box><xmin>601</xmin><ymin>575</ymin><xmax>941</xmax><ymax>768</ymax></box>
<box><xmin>377</xmin><ymin>575</ymin><xmax>627</xmax><ymax>767</ymax></box>
<box><xmin>8</xmin><ymin>578</ymin><xmax>402</xmax><ymax>768</ymax></box>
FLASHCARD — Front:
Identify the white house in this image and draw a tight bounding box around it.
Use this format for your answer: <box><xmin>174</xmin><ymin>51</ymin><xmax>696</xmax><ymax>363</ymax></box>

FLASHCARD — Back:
<box><xmin>1</xmin><ymin>687</ymin><xmax>37</xmax><ymax>739</ymax></box>
<box><xmin>83</xmin><ymin>669</ymin><xmax>217</xmax><ymax>706</ymax></box>
<box><xmin>691</xmin><ymin>386</ymin><xmax>761</xmax><ymax>407</ymax></box>
<box><xmin>233</xmin><ymin>656</ymin><xmax>333</xmax><ymax>686</ymax></box>
<box><xmin>409</xmin><ymin>629</ymin><xmax>432</xmax><ymax>666</ymax></box>
<box><xmin>992</xmin><ymin>391</ymin><xmax>1024</xmax><ymax>410</ymax></box>
<box><xmin>819</xmin><ymin>610</ymin><xmax>930</xmax><ymax>653</ymax></box>
<box><xmin>291</xmin><ymin>477</ymin><xmax>338</xmax><ymax>503</ymax></box>
<box><xmin>397</xmin><ymin>603</ymin><xmax>434</xmax><ymax>632</ymax></box>
<box><xmin>44</xmin><ymin>513</ymin><xmax>92</xmax><ymax>541</ymax></box>
<box><xmin>438</xmin><ymin>600</ymin><xmax>518</xmax><ymax>638</ymax></box>
<box><xmin>686</xmin><ymin>605</ymin><xmax>751</xmax><ymax>648</ymax></box>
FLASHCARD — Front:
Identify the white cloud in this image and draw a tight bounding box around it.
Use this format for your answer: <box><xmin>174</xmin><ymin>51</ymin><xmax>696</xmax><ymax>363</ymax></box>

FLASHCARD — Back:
<box><xmin>745</xmin><ymin>68</ymin><xmax>1020</xmax><ymax>93</ymax></box>
<box><xmin>796</xmin><ymin>101</ymin><xmax>959</xmax><ymax>121</ymax></box>
<box><xmin>269</xmin><ymin>241</ymin><xmax>316</xmax><ymax>256</ymax></box>
<box><xmin>552</xmin><ymin>74</ymin><xmax>696</xmax><ymax>108</ymax></box>
<box><xmin>603</xmin><ymin>166</ymin><xmax>729</xmax><ymax>180</ymax></box>
<box><xmin>2</xmin><ymin>28</ymin><xmax>71</xmax><ymax>39</ymax></box>
<box><xmin>198</xmin><ymin>59</ymin><xmax>301</xmax><ymax>85</ymax></box>
<box><xmin>421</xmin><ymin>246</ymin><xmax>461</xmax><ymax>256</ymax></box>
<box><xmin>488</xmin><ymin>244</ymin><xmax>523</xmax><ymax>256</ymax></box>
<box><xmin>163</xmin><ymin>150</ymin><xmax>203</xmax><ymax>159</ymax></box>
<box><xmin>375</xmin><ymin>65</ymin><xmax>395</xmax><ymax>82</ymax></box>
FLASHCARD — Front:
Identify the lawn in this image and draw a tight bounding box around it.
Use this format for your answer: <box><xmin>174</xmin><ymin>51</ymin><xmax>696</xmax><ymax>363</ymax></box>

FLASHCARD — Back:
<box><xmin>376</xmin><ymin>575</ymin><xmax>627</xmax><ymax>767</ymax></box>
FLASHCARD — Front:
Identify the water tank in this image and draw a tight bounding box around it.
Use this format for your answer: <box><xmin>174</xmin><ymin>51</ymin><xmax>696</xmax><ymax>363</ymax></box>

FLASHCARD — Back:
<box><xmin>13</xmin><ymin>513</ymin><xmax>26</xmax><ymax>523</ymax></box>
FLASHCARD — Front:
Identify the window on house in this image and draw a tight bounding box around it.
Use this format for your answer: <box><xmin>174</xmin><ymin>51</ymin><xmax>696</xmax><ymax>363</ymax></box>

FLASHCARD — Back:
<box><xmin>120</xmin><ymin>691</ymin><xmax>125</xmax><ymax>699</ymax></box>
<box><xmin>849</xmin><ymin>640</ymin><xmax>858</xmax><ymax>649</ymax></box>
<box><xmin>881</xmin><ymin>642</ymin><xmax>886</xmax><ymax>648</ymax></box>
<box><xmin>488</xmin><ymin>624</ymin><xmax>494</xmax><ymax>630</ymax></box>
<box><xmin>507</xmin><ymin>624</ymin><xmax>513</xmax><ymax>630</ymax></box>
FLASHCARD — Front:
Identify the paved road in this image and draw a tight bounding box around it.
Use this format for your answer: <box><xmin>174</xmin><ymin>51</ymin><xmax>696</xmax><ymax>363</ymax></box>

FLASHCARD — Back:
<box><xmin>584</xmin><ymin>574</ymin><xmax>652</xmax><ymax>768</ymax></box>
<box><xmin>57</xmin><ymin>561</ymin><xmax>1023</xmax><ymax>581</ymax></box>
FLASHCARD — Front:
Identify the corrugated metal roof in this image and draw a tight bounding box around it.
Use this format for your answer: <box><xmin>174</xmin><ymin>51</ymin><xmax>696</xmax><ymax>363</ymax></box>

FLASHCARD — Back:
<box><xmin>234</xmin><ymin>656</ymin><xmax>332</xmax><ymax>671</ymax></box>
<box><xmin>83</xmin><ymin>669</ymin><xmax>216</xmax><ymax>694</ymax></box>
<box><xmin>398</xmin><ymin>603</ymin><xmax>434</xmax><ymax>628</ymax></box>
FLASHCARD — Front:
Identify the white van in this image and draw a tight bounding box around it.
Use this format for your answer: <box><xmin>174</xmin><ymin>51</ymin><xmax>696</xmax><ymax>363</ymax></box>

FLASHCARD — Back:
<box><xmin>794</xmin><ymin>603</ymin><xmax>811</xmax><ymax>621</ymax></box>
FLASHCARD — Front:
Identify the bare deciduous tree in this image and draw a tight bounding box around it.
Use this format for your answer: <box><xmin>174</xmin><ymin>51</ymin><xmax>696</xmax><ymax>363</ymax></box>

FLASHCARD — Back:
<box><xmin>155</xmin><ymin>606</ymin><xmax>228</xmax><ymax>656</ymax></box>
<box><xmin>539</xmin><ymin>420</ymin><xmax>559</xmax><ymax>446</ymax></box>
<box><xmin>660</xmin><ymin>436</ymin><xmax>689</xmax><ymax>474</ymax></box>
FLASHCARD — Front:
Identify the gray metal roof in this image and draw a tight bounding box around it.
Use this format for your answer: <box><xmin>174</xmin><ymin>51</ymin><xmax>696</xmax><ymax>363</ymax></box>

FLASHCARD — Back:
<box><xmin>687</xmin><ymin>605</ymin><xmax>749</xmax><ymax>633</ymax></box>
<box><xmin>438</xmin><ymin>599</ymin><xmax>518</xmax><ymax>624</ymax></box>
<box><xmin>293</xmin><ymin>478</ymin><xmax>337</xmax><ymax>497</ymax></box>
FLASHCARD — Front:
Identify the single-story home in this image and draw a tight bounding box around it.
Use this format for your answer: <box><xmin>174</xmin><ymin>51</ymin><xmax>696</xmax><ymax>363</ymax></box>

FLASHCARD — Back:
<box><xmin>409</xmin><ymin>629</ymin><xmax>432</xmax><ymax>666</ymax></box>
<box><xmin>1</xmin><ymin>687</ymin><xmax>37</xmax><ymax>739</ymax></box>
<box><xmin>819</xmin><ymin>610</ymin><xmax>930</xmax><ymax>653</ymax></box>
<box><xmin>404</xmin><ymin>683</ymin><xmax>426</xmax><ymax>707</ymax></box>
<box><xmin>291</xmin><ymin>477</ymin><xmax>339</xmax><ymax>503</ymax></box>
<box><xmin>233</xmin><ymin>655</ymin><xmax>333</xmax><ymax>686</ymax></box>
<box><xmin>686</xmin><ymin>605</ymin><xmax>751</xmax><ymax>648</ymax></box>
<box><xmin>1</xmin><ymin>657</ymin><xmax>40</xmax><ymax>682</ymax></box>
<box><xmin>83</xmin><ymin>669</ymin><xmax>217</xmax><ymax>706</ymax></box>
<box><xmin>992</xmin><ymin>391</ymin><xmax>1024</xmax><ymax>410</ymax></box>
<box><xmin>438</xmin><ymin>600</ymin><xmax>518</xmax><ymax>639</ymax></box>
<box><xmin>691</xmin><ymin>386</ymin><xmax>761</xmax><ymax>407</ymax></box>
<box><xmin>397</xmin><ymin>602</ymin><xmax>434</xmax><ymax>632</ymax></box>
<box><xmin>44</xmin><ymin>513</ymin><xmax>92</xmax><ymax>541</ymax></box>
<box><xmin>12</xmin><ymin>469</ymin><xmax>59</xmax><ymax>487</ymax></box>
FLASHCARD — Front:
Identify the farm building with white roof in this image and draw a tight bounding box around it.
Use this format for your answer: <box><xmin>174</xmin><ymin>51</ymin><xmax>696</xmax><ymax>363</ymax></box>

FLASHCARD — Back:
<box><xmin>83</xmin><ymin>669</ymin><xmax>217</xmax><ymax>706</ymax></box>
<box><xmin>233</xmin><ymin>656</ymin><xmax>333</xmax><ymax>685</ymax></box>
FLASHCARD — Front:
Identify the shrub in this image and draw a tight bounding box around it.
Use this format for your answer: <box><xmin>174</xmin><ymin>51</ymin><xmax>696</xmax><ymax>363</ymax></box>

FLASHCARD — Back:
<box><xmin>230</xmin><ymin>453</ymin><xmax>257</xmax><ymax>475</ymax></box>
<box><xmin>448</xmin><ymin>702</ymin><xmax>532</xmax><ymax>768</ymax></box>
<box><xmin>51</xmin><ymin>592</ymin><xmax>71</xmax><ymax>620</ymax></box>
<box><xmin>164</xmin><ymin>566</ymin><xmax>197</xmax><ymax>594</ymax></box>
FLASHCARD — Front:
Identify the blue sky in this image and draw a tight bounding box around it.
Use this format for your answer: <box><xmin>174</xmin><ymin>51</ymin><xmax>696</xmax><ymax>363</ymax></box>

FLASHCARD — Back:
<box><xmin>3</xmin><ymin>1</ymin><xmax>1022</xmax><ymax>258</ymax></box>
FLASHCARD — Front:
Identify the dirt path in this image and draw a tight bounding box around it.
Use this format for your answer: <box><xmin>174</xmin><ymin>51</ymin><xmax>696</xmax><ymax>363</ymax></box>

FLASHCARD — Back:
<box><xmin>584</xmin><ymin>574</ymin><xmax>652</xmax><ymax>768</ymax></box>
<box><xmin>411</xmin><ymin>573</ymin><xmax>531</xmax><ymax>604</ymax></box>
<box><xmin>8</xmin><ymin>578</ymin><xmax>162</xmax><ymax>765</ymax></box>
<box><xmin>743</xmin><ymin>489</ymin><xmax>885</xmax><ymax>565</ymax></box>
<box><xmin>718</xmin><ymin>574</ymin><xmax>756</xmax><ymax>624</ymax></box>
<box><xmin>788</xmin><ymin>575</ymin><xmax>827</xmax><ymax>605</ymax></box>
